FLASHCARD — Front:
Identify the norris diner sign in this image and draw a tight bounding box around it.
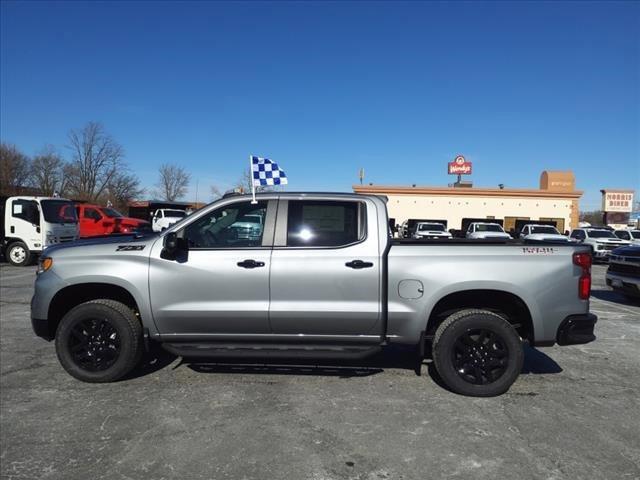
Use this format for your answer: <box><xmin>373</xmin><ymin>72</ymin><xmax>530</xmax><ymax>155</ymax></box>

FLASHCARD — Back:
<box><xmin>448</xmin><ymin>155</ymin><xmax>472</xmax><ymax>175</ymax></box>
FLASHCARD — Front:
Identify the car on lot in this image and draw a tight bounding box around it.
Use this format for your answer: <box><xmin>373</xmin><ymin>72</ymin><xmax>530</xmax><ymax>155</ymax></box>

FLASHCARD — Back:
<box><xmin>465</xmin><ymin>222</ymin><xmax>512</xmax><ymax>240</ymax></box>
<box><xmin>569</xmin><ymin>227</ymin><xmax>630</xmax><ymax>262</ymax></box>
<box><xmin>151</xmin><ymin>208</ymin><xmax>187</xmax><ymax>232</ymax></box>
<box><xmin>412</xmin><ymin>222</ymin><xmax>451</xmax><ymax>239</ymax></box>
<box><xmin>606</xmin><ymin>245</ymin><xmax>640</xmax><ymax>299</ymax></box>
<box><xmin>519</xmin><ymin>224</ymin><xmax>569</xmax><ymax>243</ymax></box>
<box><xmin>75</xmin><ymin>204</ymin><xmax>150</xmax><ymax>238</ymax></box>
<box><xmin>31</xmin><ymin>192</ymin><xmax>597</xmax><ymax>397</ymax></box>
<box><xmin>613</xmin><ymin>229</ymin><xmax>640</xmax><ymax>245</ymax></box>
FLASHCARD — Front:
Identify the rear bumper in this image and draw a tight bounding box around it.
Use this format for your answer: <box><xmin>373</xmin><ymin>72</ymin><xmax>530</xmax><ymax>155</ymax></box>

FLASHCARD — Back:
<box><xmin>556</xmin><ymin>313</ymin><xmax>597</xmax><ymax>346</ymax></box>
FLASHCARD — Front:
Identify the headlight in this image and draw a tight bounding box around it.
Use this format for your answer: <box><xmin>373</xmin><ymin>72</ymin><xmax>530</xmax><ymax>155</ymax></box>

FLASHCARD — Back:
<box><xmin>37</xmin><ymin>257</ymin><xmax>53</xmax><ymax>274</ymax></box>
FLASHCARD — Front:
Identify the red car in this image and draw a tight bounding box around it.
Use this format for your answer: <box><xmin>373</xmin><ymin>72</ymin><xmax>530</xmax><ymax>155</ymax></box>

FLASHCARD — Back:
<box><xmin>75</xmin><ymin>204</ymin><xmax>150</xmax><ymax>238</ymax></box>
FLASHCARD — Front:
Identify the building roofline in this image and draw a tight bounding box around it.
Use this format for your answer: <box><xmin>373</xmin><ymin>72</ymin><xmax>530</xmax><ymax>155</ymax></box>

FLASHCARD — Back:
<box><xmin>352</xmin><ymin>184</ymin><xmax>584</xmax><ymax>199</ymax></box>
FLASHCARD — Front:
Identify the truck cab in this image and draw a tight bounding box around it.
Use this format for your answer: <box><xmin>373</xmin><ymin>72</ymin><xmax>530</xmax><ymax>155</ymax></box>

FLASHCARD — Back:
<box><xmin>1</xmin><ymin>196</ymin><xmax>79</xmax><ymax>266</ymax></box>
<box><xmin>151</xmin><ymin>209</ymin><xmax>187</xmax><ymax>232</ymax></box>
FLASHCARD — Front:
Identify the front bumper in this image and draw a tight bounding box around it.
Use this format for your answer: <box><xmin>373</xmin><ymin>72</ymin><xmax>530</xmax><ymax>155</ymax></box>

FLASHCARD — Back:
<box><xmin>593</xmin><ymin>249</ymin><xmax>613</xmax><ymax>260</ymax></box>
<box><xmin>606</xmin><ymin>272</ymin><xmax>640</xmax><ymax>298</ymax></box>
<box><xmin>31</xmin><ymin>316</ymin><xmax>55</xmax><ymax>341</ymax></box>
<box><xmin>556</xmin><ymin>313</ymin><xmax>597</xmax><ymax>346</ymax></box>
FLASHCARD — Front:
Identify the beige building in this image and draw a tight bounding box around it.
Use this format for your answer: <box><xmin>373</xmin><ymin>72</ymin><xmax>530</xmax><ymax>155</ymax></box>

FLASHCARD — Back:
<box><xmin>353</xmin><ymin>171</ymin><xmax>582</xmax><ymax>233</ymax></box>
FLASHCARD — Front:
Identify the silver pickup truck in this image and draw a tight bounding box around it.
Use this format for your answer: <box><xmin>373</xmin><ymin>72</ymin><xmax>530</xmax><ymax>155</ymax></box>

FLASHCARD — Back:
<box><xmin>31</xmin><ymin>193</ymin><xmax>597</xmax><ymax>397</ymax></box>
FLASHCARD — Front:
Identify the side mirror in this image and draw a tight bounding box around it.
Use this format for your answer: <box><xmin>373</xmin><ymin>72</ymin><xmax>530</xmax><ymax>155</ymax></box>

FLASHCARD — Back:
<box><xmin>162</xmin><ymin>231</ymin><xmax>186</xmax><ymax>259</ymax></box>
<box><xmin>164</xmin><ymin>232</ymin><xmax>179</xmax><ymax>252</ymax></box>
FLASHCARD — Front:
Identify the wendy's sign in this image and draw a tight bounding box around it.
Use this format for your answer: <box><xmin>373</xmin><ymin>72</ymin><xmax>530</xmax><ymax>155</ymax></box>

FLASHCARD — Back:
<box><xmin>448</xmin><ymin>155</ymin><xmax>472</xmax><ymax>175</ymax></box>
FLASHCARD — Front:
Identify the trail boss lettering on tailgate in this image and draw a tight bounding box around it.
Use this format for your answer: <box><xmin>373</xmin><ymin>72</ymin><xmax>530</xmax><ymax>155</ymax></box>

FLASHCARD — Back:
<box><xmin>522</xmin><ymin>246</ymin><xmax>559</xmax><ymax>255</ymax></box>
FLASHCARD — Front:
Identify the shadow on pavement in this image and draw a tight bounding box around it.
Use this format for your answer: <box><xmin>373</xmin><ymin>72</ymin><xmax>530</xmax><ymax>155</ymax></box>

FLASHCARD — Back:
<box><xmin>590</xmin><ymin>289</ymin><xmax>640</xmax><ymax>306</ymax></box>
<box><xmin>520</xmin><ymin>344</ymin><xmax>562</xmax><ymax>374</ymax></box>
<box><xmin>121</xmin><ymin>342</ymin><xmax>563</xmax><ymax>383</ymax></box>
<box><xmin>121</xmin><ymin>344</ymin><xmax>177</xmax><ymax>381</ymax></box>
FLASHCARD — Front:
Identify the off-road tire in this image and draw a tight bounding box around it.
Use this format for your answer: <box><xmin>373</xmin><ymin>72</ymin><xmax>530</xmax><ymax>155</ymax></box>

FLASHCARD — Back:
<box><xmin>55</xmin><ymin>299</ymin><xmax>142</xmax><ymax>383</ymax></box>
<box><xmin>432</xmin><ymin>309</ymin><xmax>523</xmax><ymax>397</ymax></box>
<box><xmin>6</xmin><ymin>241</ymin><xmax>31</xmax><ymax>266</ymax></box>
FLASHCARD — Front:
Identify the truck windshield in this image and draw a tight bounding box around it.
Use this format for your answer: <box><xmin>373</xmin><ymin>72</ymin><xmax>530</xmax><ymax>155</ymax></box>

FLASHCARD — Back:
<box><xmin>41</xmin><ymin>200</ymin><xmax>78</xmax><ymax>224</ymax></box>
<box><xmin>530</xmin><ymin>226</ymin><xmax>560</xmax><ymax>234</ymax></box>
<box><xmin>418</xmin><ymin>224</ymin><xmax>445</xmax><ymax>231</ymax></box>
<box><xmin>102</xmin><ymin>207</ymin><xmax>124</xmax><ymax>218</ymax></box>
<box><xmin>587</xmin><ymin>230</ymin><xmax>616</xmax><ymax>238</ymax></box>
<box><xmin>631</xmin><ymin>231</ymin><xmax>640</xmax><ymax>239</ymax></box>
<box><xmin>476</xmin><ymin>224</ymin><xmax>503</xmax><ymax>232</ymax></box>
<box><xmin>165</xmin><ymin>210</ymin><xmax>187</xmax><ymax>218</ymax></box>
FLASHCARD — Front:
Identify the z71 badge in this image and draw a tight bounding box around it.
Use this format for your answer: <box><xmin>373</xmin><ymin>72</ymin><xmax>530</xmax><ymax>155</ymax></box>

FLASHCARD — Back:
<box><xmin>116</xmin><ymin>245</ymin><xmax>145</xmax><ymax>251</ymax></box>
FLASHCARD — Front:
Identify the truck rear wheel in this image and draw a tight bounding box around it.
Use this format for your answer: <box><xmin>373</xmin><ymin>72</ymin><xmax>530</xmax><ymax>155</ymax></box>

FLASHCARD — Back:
<box><xmin>55</xmin><ymin>299</ymin><xmax>142</xmax><ymax>383</ymax></box>
<box><xmin>432</xmin><ymin>309</ymin><xmax>523</xmax><ymax>397</ymax></box>
<box><xmin>7</xmin><ymin>241</ymin><xmax>31</xmax><ymax>266</ymax></box>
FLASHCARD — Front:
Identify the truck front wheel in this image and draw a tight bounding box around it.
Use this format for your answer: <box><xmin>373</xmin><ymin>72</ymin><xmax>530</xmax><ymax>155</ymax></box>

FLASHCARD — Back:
<box><xmin>6</xmin><ymin>241</ymin><xmax>31</xmax><ymax>266</ymax></box>
<box><xmin>432</xmin><ymin>309</ymin><xmax>523</xmax><ymax>397</ymax></box>
<box><xmin>55</xmin><ymin>299</ymin><xmax>142</xmax><ymax>383</ymax></box>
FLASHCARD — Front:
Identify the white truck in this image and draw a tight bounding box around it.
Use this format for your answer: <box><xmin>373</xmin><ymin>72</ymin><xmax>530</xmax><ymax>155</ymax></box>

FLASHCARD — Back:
<box><xmin>412</xmin><ymin>222</ymin><xmax>452</xmax><ymax>239</ymax></box>
<box><xmin>1</xmin><ymin>196</ymin><xmax>79</xmax><ymax>266</ymax></box>
<box><xmin>151</xmin><ymin>208</ymin><xmax>188</xmax><ymax>232</ymax></box>
<box><xmin>466</xmin><ymin>222</ymin><xmax>512</xmax><ymax>240</ymax></box>
<box><xmin>519</xmin><ymin>224</ymin><xmax>569</xmax><ymax>242</ymax></box>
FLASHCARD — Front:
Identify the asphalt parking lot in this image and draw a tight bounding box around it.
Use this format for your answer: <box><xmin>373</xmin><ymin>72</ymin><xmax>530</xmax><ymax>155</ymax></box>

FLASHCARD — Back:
<box><xmin>1</xmin><ymin>263</ymin><xmax>639</xmax><ymax>480</ymax></box>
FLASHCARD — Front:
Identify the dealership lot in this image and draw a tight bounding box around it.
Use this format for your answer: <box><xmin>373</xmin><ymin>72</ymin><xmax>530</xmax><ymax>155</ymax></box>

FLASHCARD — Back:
<box><xmin>1</xmin><ymin>264</ymin><xmax>639</xmax><ymax>480</ymax></box>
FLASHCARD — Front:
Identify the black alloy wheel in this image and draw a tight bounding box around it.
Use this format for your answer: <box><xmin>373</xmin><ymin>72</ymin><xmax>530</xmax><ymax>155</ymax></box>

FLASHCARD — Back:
<box><xmin>68</xmin><ymin>318</ymin><xmax>122</xmax><ymax>372</ymax></box>
<box><xmin>55</xmin><ymin>299</ymin><xmax>142</xmax><ymax>383</ymax></box>
<box><xmin>451</xmin><ymin>328</ymin><xmax>508</xmax><ymax>385</ymax></box>
<box><xmin>432</xmin><ymin>309</ymin><xmax>524</xmax><ymax>397</ymax></box>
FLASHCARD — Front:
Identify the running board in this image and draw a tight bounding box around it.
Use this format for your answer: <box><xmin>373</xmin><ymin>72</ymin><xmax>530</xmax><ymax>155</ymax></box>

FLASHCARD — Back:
<box><xmin>162</xmin><ymin>342</ymin><xmax>382</xmax><ymax>360</ymax></box>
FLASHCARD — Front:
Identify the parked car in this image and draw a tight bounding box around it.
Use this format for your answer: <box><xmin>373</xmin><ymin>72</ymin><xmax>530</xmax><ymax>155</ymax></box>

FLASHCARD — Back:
<box><xmin>1</xmin><ymin>196</ymin><xmax>79</xmax><ymax>266</ymax></box>
<box><xmin>606</xmin><ymin>245</ymin><xmax>640</xmax><ymax>299</ymax></box>
<box><xmin>519</xmin><ymin>224</ymin><xmax>569</xmax><ymax>242</ymax></box>
<box><xmin>32</xmin><ymin>193</ymin><xmax>597</xmax><ymax>397</ymax></box>
<box><xmin>412</xmin><ymin>222</ymin><xmax>452</xmax><ymax>239</ymax></box>
<box><xmin>75</xmin><ymin>204</ymin><xmax>150</xmax><ymax>238</ymax></box>
<box><xmin>613</xmin><ymin>229</ymin><xmax>640</xmax><ymax>245</ymax></box>
<box><xmin>151</xmin><ymin>208</ymin><xmax>187</xmax><ymax>232</ymax></box>
<box><xmin>465</xmin><ymin>222</ymin><xmax>512</xmax><ymax>240</ymax></box>
<box><xmin>569</xmin><ymin>228</ymin><xmax>630</xmax><ymax>261</ymax></box>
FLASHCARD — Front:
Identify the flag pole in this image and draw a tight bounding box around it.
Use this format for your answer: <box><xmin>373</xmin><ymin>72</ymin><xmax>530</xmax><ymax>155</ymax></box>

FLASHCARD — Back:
<box><xmin>250</xmin><ymin>155</ymin><xmax>257</xmax><ymax>204</ymax></box>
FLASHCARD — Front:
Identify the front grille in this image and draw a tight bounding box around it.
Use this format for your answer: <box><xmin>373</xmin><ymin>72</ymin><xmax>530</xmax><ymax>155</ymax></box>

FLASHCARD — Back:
<box><xmin>59</xmin><ymin>236</ymin><xmax>75</xmax><ymax>243</ymax></box>
<box><xmin>601</xmin><ymin>244</ymin><xmax>623</xmax><ymax>251</ymax></box>
<box><xmin>608</xmin><ymin>262</ymin><xmax>640</xmax><ymax>278</ymax></box>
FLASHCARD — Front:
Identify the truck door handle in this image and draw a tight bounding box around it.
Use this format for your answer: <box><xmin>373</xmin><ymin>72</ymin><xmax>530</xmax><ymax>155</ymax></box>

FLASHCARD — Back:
<box><xmin>345</xmin><ymin>260</ymin><xmax>374</xmax><ymax>269</ymax></box>
<box><xmin>237</xmin><ymin>259</ymin><xmax>265</xmax><ymax>269</ymax></box>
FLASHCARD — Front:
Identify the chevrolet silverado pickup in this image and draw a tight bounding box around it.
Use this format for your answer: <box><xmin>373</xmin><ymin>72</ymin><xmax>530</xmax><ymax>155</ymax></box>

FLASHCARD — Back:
<box><xmin>31</xmin><ymin>193</ymin><xmax>597</xmax><ymax>396</ymax></box>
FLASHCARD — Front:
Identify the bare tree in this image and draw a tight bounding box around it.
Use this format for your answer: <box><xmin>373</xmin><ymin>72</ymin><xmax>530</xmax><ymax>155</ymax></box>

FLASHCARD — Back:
<box><xmin>154</xmin><ymin>163</ymin><xmax>190</xmax><ymax>201</ymax></box>
<box><xmin>210</xmin><ymin>184</ymin><xmax>222</xmax><ymax>200</ymax></box>
<box><xmin>66</xmin><ymin>122</ymin><xmax>125</xmax><ymax>201</ymax></box>
<box><xmin>31</xmin><ymin>145</ymin><xmax>66</xmax><ymax>196</ymax></box>
<box><xmin>0</xmin><ymin>143</ymin><xmax>31</xmax><ymax>195</ymax></box>
<box><xmin>103</xmin><ymin>171</ymin><xmax>145</xmax><ymax>213</ymax></box>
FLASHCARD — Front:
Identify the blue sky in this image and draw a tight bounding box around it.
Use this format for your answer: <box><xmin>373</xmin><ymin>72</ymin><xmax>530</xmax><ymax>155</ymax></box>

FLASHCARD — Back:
<box><xmin>1</xmin><ymin>1</ymin><xmax>638</xmax><ymax>209</ymax></box>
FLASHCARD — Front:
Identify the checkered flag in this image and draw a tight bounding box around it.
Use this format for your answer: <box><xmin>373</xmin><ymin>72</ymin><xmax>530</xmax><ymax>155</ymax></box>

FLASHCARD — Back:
<box><xmin>251</xmin><ymin>156</ymin><xmax>288</xmax><ymax>187</ymax></box>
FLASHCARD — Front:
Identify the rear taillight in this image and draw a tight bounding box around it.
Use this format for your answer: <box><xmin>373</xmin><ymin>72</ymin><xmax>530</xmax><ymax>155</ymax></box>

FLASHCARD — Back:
<box><xmin>573</xmin><ymin>252</ymin><xmax>592</xmax><ymax>300</ymax></box>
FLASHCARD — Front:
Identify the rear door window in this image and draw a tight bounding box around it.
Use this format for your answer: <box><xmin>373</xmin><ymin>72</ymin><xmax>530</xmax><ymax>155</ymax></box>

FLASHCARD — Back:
<box><xmin>286</xmin><ymin>200</ymin><xmax>364</xmax><ymax>247</ymax></box>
